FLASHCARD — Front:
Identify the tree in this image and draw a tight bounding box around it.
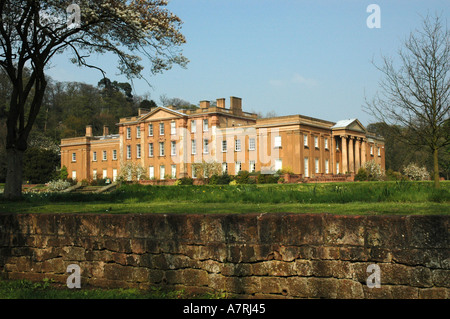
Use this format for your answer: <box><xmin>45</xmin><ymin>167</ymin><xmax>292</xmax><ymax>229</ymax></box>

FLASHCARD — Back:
<box><xmin>0</xmin><ymin>0</ymin><xmax>188</xmax><ymax>198</ymax></box>
<box><xmin>365</xmin><ymin>14</ymin><xmax>449</xmax><ymax>188</ymax></box>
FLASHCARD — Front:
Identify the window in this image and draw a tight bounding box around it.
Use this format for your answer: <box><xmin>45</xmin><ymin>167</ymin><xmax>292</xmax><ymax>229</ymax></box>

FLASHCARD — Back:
<box><xmin>127</xmin><ymin>145</ymin><xmax>131</xmax><ymax>159</ymax></box>
<box><xmin>325</xmin><ymin>159</ymin><xmax>329</xmax><ymax>174</ymax></box>
<box><xmin>148</xmin><ymin>124</ymin><xmax>153</xmax><ymax>136</ymax></box>
<box><xmin>171</xmin><ymin>141</ymin><xmax>176</xmax><ymax>156</ymax></box>
<box><xmin>304</xmin><ymin>134</ymin><xmax>308</xmax><ymax>147</ymax></box>
<box><xmin>315</xmin><ymin>158</ymin><xmax>319</xmax><ymax>174</ymax></box>
<box><xmin>304</xmin><ymin>157</ymin><xmax>309</xmax><ymax>177</ymax></box>
<box><xmin>103</xmin><ymin>150</ymin><xmax>107</xmax><ymax>161</ymax></box>
<box><xmin>192</xmin><ymin>166</ymin><xmax>197</xmax><ymax>179</ymax></box>
<box><xmin>249</xmin><ymin>160</ymin><xmax>256</xmax><ymax>173</ymax></box>
<box><xmin>159</xmin><ymin>122</ymin><xmax>164</xmax><ymax>135</ymax></box>
<box><xmin>103</xmin><ymin>169</ymin><xmax>107</xmax><ymax>179</ymax></box>
<box><xmin>93</xmin><ymin>170</ymin><xmax>97</xmax><ymax>180</ymax></box>
<box><xmin>149</xmin><ymin>166</ymin><xmax>154</xmax><ymax>179</ymax></box>
<box><xmin>249</xmin><ymin>138</ymin><xmax>256</xmax><ymax>151</ymax></box>
<box><xmin>112</xmin><ymin>150</ymin><xmax>117</xmax><ymax>161</ymax></box>
<box><xmin>336</xmin><ymin>140</ymin><xmax>340</xmax><ymax>150</ymax></box>
<box><xmin>235</xmin><ymin>162</ymin><xmax>241</xmax><ymax>175</ymax></box>
<box><xmin>72</xmin><ymin>153</ymin><xmax>76</xmax><ymax>162</ymax></box>
<box><xmin>191</xmin><ymin>120</ymin><xmax>196</xmax><ymax>133</ymax></box>
<box><xmin>171</xmin><ymin>121</ymin><xmax>176</xmax><ymax>135</ymax></box>
<box><xmin>222</xmin><ymin>163</ymin><xmax>228</xmax><ymax>174</ymax></box>
<box><xmin>136</xmin><ymin>126</ymin><xmax>141</xmax><ymax>138</ymax></box>
<box><xmin>203</xmin><ymin>119</ymin><xmax>208</xmax><ymax>132</ymax></box>
<box><xmin>314</xmin><ymin>136</ymin><xmax>319</xmax><ymax>148</ymax></box>
<box><xmin>113</xmin><ymin>169</ymin><xmax>118</xmax><ymax>182</ymax></box>
<box><xmin>160</xmin><ymin>166</ymin><xmax>165</xmax><ymax>180</ymax></box>
<box><xmin>159</xmin><ymin>142</ymin><xmax>165</xmax><ymax>156</ymax></box>
<box><xmin>336</xmin><ymin>162</ymin><xmax>340</xmax><ymax>174</ymax></box>
<box><xmin>235</xmin><ymin>139</ymin><xmax>241</xmax><ymax>152</ymax></box>
<box><xmin>203</xmin><ymin>139</ymin><xmax>209</xmax><ymax>154</ymax></box>
<box><xmin>191</xmin><ymin>139</ymin><xmax>196</xmax><ymax>155</ymax></box>
<box><xmin>93</xmin><ymin>151</ymin><xmax>97</xmax><ymax>162</ymax></box>
<box><xmin>148</xmin><ymin>143</ymin><xmax>154</xmax><ymax>157</ymax></box>
<box><xmin>325</xmin><ymin>138</ymin><xmax>329</xmax><ymax>149</ymax></box>
<box><xmin>126</xmin><ymin>127</ymin><xmax>131</xmax><ymax>139</ymax></box>
<box><xmin>72</xmin><ymin>171</ymin><xmax>77</xmax><ymax>180</ymax></box>
<box><xmin>275</xmin><ymin>159</ymin><xmax>282</xmax><ymax>172</ymax></box>
<box><xmin>222</xmin><ymin>140</ymin><xmax>227</xmax><ymax>152</ymax></box>
<box><xmin>370</xmin><ymin>145</ymin><xmax>373</xmax><ymax>155</ymax></box>
<box><xmin>171</xmin><ymin>165</ymin><xmax>177</xmax><ymax>179</ymax></box>
<box><xmin>137</xmin><ymin>144</ymin><xmax>141</xmax><ymax>158</ymax></box>
<box><xmin>274</xmin><ymin>136</ymin><xmax>282</xmax><ymax>148</ymax></box>
<box><xmin>378</xmin><ymin>147</ymin><xmax>381</xmax><ymax>157</ymax></box>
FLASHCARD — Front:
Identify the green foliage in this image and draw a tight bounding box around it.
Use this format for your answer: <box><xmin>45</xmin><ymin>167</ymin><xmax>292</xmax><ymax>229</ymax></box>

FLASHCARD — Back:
<box><xmin>59</xmin><ymin>166</ymin><xmax>68</xmax><ymax>180</ymax></box>
<box><xmin>22</xmin><ymin>147</ymin><xmax>60</xmax><ymax>184</ymax></box>
<box><xmin>178</xmin><ymin>177</ymin><xmax>194</xmax><ymax>185</ymax></box>
<box><xmin>234</xmin><ymin>170</ymin><xmax>251</xmax><ymax>184</ymax></box>
<box><xmin>354</xmin><ymin>168</ymin><xmax>368</xmax><ymax>181</ymax></box>
<box><xmin>208</xmin><ymin>173</ymin><xmax>231</xmax><ymax>185</ymax></box>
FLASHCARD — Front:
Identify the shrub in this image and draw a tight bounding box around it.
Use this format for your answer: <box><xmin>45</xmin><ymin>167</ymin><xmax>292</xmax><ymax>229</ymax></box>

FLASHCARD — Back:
<box><xmin>178</xmin><ymin>177</ymin><xmax>194</xmax><ymax>185</ymax></box>
<box><xmin>60</xmin><ymin>165</ymin><xmax>68</xmax><ymax>180</ymax></box>
<box><xmin>362</xmin><ymin>160</ymin><xmax>384</xmax><ymax>181</ymax></box>
<box><xmin>229</xmin><ymin>180</ymin><xmax>237</xmax><ymax>185</ymax></box>
<box><xmin>209</xmin><ymin>173</ymin><xmax>231</xmax><ymax>185</ymax></box>
<box><xmin>235</xmin><ymin>170</ymin><xmax>251</xmax><ymax>184</ymax></box>
<box><xmin>402</xmin><ymin>163</ymin><xmax>430</xmax><ymax>181</ymax></box>
<box><xmin>47</xmin><ymin>179</ymin><xmax>71</xmax><ymax>191</ymax></box>
<box><xmin>385</xmin><ymin>169</ymin><xmax>405</xmax><ymax>181</ymax></box>
<box><xmin>354</xmin><ymin>168</ymin><xmax>368</xmax><ymax>181</ymax></box>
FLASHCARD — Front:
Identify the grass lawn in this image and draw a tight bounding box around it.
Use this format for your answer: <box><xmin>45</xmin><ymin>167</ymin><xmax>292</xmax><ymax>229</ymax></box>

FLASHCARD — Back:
<box><xmin>0</xmin><ymin>180</ymin><xmax>448</xmax><ymax>215</ymax></box>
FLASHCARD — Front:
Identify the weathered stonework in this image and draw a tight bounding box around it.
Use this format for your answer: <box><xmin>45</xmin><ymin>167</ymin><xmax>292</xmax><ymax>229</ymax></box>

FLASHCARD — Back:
<box><xmin>0</xmin><ymin>213</ymin><xmax>448</xmax><ymax>298</ymax></box>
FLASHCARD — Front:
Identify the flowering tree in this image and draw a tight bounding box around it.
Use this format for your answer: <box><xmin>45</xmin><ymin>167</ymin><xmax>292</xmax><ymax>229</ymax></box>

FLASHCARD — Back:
<box><xmin>362</xmin><ymin>160</ymin><xmax>384</xmax><ymax>181</ymax></box>
<box><xmin>0</xmin><ymin>0</ymin><xmax>188</xmax><ymax>198</ymax></box>
<box><xmin>402</xmin><ymin>163</ymin><xmax>430</xmax><ymax>181</ymax></box>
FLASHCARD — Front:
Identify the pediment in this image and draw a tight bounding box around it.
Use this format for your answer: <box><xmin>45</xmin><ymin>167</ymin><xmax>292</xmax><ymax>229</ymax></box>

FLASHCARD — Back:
<box><xmin>139</xmin><ymin>106</ymin><xmax>186</xmax><ymax>122</ymax></box>
<box><xmin>332</xmin><ymin>119</ymin><xmax>366</xmax><ymax>133</ymax></box>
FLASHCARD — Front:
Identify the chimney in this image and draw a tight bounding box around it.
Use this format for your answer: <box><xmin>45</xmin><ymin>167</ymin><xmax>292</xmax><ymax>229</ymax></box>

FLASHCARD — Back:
<box><xmin>103</xmin><ymin>125</ymin><xmax>109</xmax><ymax>136</ymax></box>
<box><xmin>200</xmin><ymin>100</ymin><xmax>210</xmax><ymax>109</ymax></box>
<box><xmin>216</xmin><ymin>98</ymin><xmax>226</xmax><ymax>108</ymax></box>
<box><xmin>230</xmin><ymin>96</ymin><xmax>242</xmax><ymax>115</ymax></box>
<box><xmin>86</xmin><ymin>125</ymin><xmax>93</xmax><ymax>137</ymax></box>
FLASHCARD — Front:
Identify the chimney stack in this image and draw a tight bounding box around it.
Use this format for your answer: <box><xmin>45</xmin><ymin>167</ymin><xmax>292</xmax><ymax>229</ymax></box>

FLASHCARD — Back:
<box><xmin>230</xmin><ymin>96</ymin><xmax>242</xmax><ymax>115</ymax></box>
<box><xmin>216</xmin><ymin>98</ymin><xmax>226</xmax><ymax>108</ymax></box>
<box><xmin>103</xmin><ymin>125</ymin><xmax>109</xmax><ymax>136</ymax></box>
<box><xmin>86</xmin><ymin>125</ymin><xmax>93</xmax><ymax>137</ymax></box>
<box><xmin>200</xmin><ymin>100</ymin><xmax>210</xmax><ymax>109</ymax></box>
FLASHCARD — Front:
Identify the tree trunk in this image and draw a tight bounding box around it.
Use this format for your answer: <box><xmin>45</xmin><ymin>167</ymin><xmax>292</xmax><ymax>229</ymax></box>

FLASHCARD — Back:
<box><xmin>3</xmin><ymin>148</ymin><xmax>24</xmax><ymax>199</ymax></box>
<box><xmin>433</xmin><ymin>148</ymin><xmax>440</xmax><ymax>189</ymax></box>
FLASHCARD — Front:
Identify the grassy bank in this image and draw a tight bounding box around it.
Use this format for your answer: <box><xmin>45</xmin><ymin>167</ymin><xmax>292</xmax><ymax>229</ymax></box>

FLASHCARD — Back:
<box><xmin>0</xmin><ymin>181</ymin><xmax>448</xmax><ymax>215</ymax></box>
<box><xmin>0</xmin><ymin>279</ymin><xmax>219</xmax><ymax>299</ymax></box>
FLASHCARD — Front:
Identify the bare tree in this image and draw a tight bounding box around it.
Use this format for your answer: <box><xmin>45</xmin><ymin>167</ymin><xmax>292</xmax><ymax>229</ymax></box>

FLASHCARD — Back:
<box><xmin>0</xmin><ymin>0</ymin><xmax>188</xmax><ymax>198</ymax></box>
<box><xmin>365</xmin><ymin>14</ymin><xmax>450</xmax><ymax>188</ymax></box>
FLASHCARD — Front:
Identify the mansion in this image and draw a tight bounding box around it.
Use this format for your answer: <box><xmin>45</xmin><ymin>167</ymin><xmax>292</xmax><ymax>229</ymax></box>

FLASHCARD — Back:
<box><xmin>60</xmin><ymin>96</ymin><xmax>385</xmax><ymax>182</ymax></box>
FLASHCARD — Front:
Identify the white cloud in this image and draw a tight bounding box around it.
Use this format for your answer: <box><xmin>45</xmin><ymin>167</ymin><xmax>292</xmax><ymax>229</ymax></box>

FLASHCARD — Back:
<box><xmin>291</xmin><ymin>73</ymin><xmax>318</xmax><ymax>87</ymax></box>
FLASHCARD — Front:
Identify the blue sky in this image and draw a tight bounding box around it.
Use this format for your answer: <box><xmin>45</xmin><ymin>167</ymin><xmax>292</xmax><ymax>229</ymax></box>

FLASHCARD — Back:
<box><xmin>46</xmin><ymin>0</ymin><xmax>449</xmax><ymax>126</ymax></box>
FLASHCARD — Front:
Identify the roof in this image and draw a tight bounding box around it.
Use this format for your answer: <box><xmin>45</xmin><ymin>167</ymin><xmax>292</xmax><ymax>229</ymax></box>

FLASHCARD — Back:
<box><xmin>331</xmin><ymin>119</ymin><xmax>358</xmax><ymax>129</ymax></box>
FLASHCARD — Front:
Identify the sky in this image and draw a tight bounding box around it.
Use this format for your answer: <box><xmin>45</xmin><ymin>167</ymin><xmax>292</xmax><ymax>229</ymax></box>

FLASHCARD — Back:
<box><xmin>45</xmin><ymin>0</ymin><xmax>449</xmax><ymax>126</ymax></box>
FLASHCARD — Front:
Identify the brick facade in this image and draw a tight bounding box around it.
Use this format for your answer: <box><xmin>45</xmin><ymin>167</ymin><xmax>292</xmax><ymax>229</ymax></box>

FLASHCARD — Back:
<box><xmin>60</xmin><ymin>97</ymin><xmax>385</xmax><ymax>182</ymax></box>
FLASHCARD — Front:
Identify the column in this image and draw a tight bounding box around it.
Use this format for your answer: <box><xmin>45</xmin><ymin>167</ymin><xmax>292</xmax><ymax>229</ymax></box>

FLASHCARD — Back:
<box><xmin>341</xmin><ymin>135</ymin><xmax>348</xmax><ymax>174</ymax></box>
<box><xmin>361</xmin><ymin>138</ymin><xmax>367</xmax><ymax>166</ymax></box>
<box><xmin>348</xmin><ymin>136</ymin><xmax>354</xmax><ymax>174</ymax></box>
<box><xmin>331</xmin><ymin>136</ymin><xmax>335</xmax><ymax>174</ymax></box>
<box><xmin>355</xmin><ymin>138</ymin><xmax>361</xmax><ymax>172</ymax></box>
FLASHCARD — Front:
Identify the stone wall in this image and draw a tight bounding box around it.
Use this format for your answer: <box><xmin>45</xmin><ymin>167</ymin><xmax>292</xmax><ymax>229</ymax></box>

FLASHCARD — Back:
<box><xmin>0</xmin><ymin>213</ymin><xmax>448</xmax><ymax>298</ymax></box>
